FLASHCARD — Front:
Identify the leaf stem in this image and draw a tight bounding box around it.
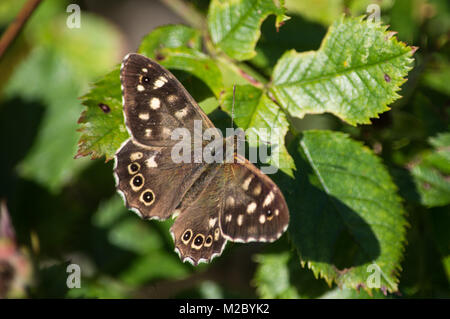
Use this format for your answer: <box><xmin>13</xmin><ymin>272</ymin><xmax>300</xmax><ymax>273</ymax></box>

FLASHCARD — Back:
<box><xmin>0</xmin><ymin>0</ymin><xmax>42</xmax><ymax>61</ymax></box>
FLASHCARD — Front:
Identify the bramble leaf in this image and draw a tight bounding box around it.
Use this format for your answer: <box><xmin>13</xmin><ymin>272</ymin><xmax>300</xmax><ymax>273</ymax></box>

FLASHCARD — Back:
<box><xmin>220</xmin><ymin>85</ymin><xmax>295</xmax><ymax>176</ymax></box>
<box><xmin>286</xmin><ymin>130</ymin><xmax>407</xmax><ymax>293</ymax></box>
<box><xmin>138</xmin><ymin>25</ymin><xmax>202</xmax><ymax>58</ymax></box>
<box><xmin>146</xmin><ymin>47</ymin><xmax>224</xmax><ymax>97</ymax></box>
<box><xmin>76</xmin><ymin>67</ymin><xmax>127</xmax><ymax>161</ymax></box>
<box><xmin>208</xmin><ymin>0</ymin><xmax>289</xmax><ymax>61</ymax></box>
<box><xmin>271</xmin><ymin>16</ymin><xmax>415</xmax><ymax>125</ymax></box>
<box><xmin>138</xmin><ymin>25</ymin><xmax>224</xmax><ymax>96</ymax></box>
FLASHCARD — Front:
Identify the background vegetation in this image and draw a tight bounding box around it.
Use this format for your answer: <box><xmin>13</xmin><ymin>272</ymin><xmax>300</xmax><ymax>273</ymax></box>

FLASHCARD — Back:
<box><xmin>0</xmin><ymin>0</ymin><xmax>448</xmax><ymax>298</ymax></box>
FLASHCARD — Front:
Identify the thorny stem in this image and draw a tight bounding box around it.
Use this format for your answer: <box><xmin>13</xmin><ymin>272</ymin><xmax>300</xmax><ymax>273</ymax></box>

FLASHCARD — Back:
<box><xmin>0</xmin><ymin>0</ymin><xmax>42</xmax><ymax>61</ymax></box>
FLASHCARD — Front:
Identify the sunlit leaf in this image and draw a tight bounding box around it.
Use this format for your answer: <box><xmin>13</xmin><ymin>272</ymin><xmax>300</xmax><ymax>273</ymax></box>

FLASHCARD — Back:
<box><xmin>208</xmin><ymin>0</ymin><xmax>289</xmax><ymax>61</ymax></box>
<box><xmin>271</xmin><ymin>16</ymin><xmax>415</xmax><ymax>125</ymax></box>
<box><xmin>220</xmin><ymin>85</ymin><xmax>294</xmax><ymax>176</ymax></box>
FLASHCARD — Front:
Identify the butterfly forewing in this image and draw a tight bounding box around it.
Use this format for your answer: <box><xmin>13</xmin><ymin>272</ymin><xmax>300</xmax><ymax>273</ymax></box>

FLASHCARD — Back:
<box><xmin>120</xmin><ymin>53</ymin><xmax>215</xmax><ymax>145</ymax></box>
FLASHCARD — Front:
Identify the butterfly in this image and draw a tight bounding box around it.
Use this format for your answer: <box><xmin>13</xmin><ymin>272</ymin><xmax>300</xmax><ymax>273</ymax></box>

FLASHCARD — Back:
<box><xmin>114</xmin><ymin>53</ymin><xmax>289</xmax><ymax>265</ymax></box>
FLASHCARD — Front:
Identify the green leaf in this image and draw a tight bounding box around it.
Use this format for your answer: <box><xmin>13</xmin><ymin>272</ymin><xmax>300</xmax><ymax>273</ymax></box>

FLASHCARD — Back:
<box><xmin>287</xmin><ymin>130</ymin><xmax>407</xmax><ymax>293</ymax></box>
<box><xmin>411</xmin><ymin>132</ymin><xmax>450</xmax><ymax>207</ymax></box>
<box><xmin>208</xmin><ymin>0</ymin><xmax>289</xmax><ymax>61</ymax></box>
<box><xmin>146</xmin><ymin>47</ymin><xmax>224</xmax><ymax>97</ymax></box>
<box><xmin>319</xmin><ymin>287</ymin><xmax>389</xmax><ymax>299</ymax></box>
<box><xmin>120</xmin><ymin>252</ymin><xmax>189</xmax><ymax>286</ymax></box>
<box><xmin>271</xmin><ymin>16</ymin><xmax>414</xmax><ymax>125</ymax></box>
<box><xmin>284</xmin><ymin>0</ymin><xmax>344</xmax><ymax>26</ymax></box>
<box><xmin>138</xmin><ymin>24</ymin><xmax>202</xmax><ymax>58</ymax></box>
<box><xmin>253</xmin><ymin>252</ymin><xmax>300</xmax><ymax>298</ymax></box>
<box><xmin>138</xmin><ymin>25</ymin><xmax>223</xmax><ymax>97</ymax></box>
<box><xmin>220</xmin><ymin>85</ymin><xmax>294</xmax><ymax>176</ymax></box>
<box><xmin>76</xmin><ymin>67</ymin><xmax>128</xmax><ymax>161</ymax></box>
<box><xmin>422</xmin><ymin>54</ymin><xmax>450</xmax><ymax>97</ymax></box>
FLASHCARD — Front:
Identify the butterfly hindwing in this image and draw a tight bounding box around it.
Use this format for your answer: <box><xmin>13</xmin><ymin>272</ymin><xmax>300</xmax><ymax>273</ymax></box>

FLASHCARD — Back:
<box><xmin>170</xmin><ymin>165</ymin><xmax>227</xmax><ymax>265</ymax></box>
<box><xmin>219</xmin><ymin>157</ymin><xmax>290</xmax><ymax>243</ymax></box>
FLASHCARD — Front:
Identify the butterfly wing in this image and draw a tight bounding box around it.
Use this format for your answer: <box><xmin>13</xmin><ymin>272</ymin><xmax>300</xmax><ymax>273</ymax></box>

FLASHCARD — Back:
<box><xmin>219</xmin><ymin>157</ymin><xmax>290</xmax><ymax>243</ymax></box>
<box><xmin>114</xmin><ymin>140</ymin><xmax>206</xmax><ymax>220</ymax></box>
<box><xmin>170</xmin><ymin>158</ymin><xmax>289</xmax><ymax>264</ymax></box>
<box><xmin>115</xmin><ymin>53</ymin><xmax>214</xmax><ymax>220</ymax></box>
<box><xmin>170</xmin><ymin>165</ymin><xmax>228</xmax><ymax>265</ymax></box>
<box><xmin>120</xmin><ymin>53</ymin><xmax>215</xmax><ymax>145</ymax></box>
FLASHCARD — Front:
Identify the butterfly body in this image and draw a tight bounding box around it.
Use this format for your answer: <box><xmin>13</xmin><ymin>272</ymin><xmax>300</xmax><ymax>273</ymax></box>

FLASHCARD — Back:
<box><xmin>114</xmin><ymin>53</ymin><xmax>289</xmax><ymax>265</ymax></box>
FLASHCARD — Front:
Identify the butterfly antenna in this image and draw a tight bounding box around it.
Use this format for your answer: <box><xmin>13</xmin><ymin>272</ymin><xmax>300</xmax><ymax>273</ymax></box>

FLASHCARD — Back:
<box><xmin>231</xmin><ymin>84</ymin><xmax>236</xmax><ymax>128</ymax></box>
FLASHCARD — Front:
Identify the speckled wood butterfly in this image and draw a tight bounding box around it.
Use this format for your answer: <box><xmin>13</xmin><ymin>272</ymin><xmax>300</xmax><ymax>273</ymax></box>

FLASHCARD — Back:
<box><xmin>114</xmin><ymin>53</ymin><xmax>289</xmax><ymax>265</ymax></box>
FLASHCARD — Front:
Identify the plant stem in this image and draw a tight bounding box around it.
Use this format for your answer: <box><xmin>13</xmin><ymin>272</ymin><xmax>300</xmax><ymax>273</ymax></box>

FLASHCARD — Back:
<box><xmin>0</xmin><ymin>0</ymin><xmax>42</xmax><ymax>61</ymax></box>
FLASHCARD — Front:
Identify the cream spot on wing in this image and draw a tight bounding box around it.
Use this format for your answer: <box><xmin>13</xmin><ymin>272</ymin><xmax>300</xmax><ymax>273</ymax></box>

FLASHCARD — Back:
<box><xmin>142</xmin><ymin>68</ymin><xmax>148</xmax><ymax>73</ymax></box>
<box><xmin>167</xmin><ymin>95</ymin><xmax>178</xmax><ymax>103</ymax></box>
<box><xmin>253</xmin><ymin>183</ymin><xmax>262</xmax><ymax>196</ymax></box>
<box><xmin>162</xmin><ymin>127</ymin><xmax>172</xmax><ymax>138</ymax></box>
<box><xmin>225</xmin><ymin>214</ymin><xmax>232</xmax><ymax>223</ymax></box>
<box><xmin>275</xmin><ymin>209</ymin><xmax>279</xmax><ymax>216</ymax></box>
<box><xmin>209</xmin><ymin>217</ymin><xmax>217</xmax><ymax>228</ymax></box>
<box><xmin>263</xmin><ymin>191</ymin><xmax>274</xmax><ymax>207</ymax></box>
<box><xmin>130</xmin><ymin>152</ymin><xmax>143</xmax><ymax>161</ymax></box>
<box><xmin>145</xmin><ymin>129</ymin><xmax>152</xmax><ymax>137</ymax></box>
<box><xmin>175</xmin><ymin>107</ymin><xmax>188</xmax><ymax>119</ymax></box>
<box><xmin>172</xmin><ymin>209</ymin><xmax>181</xmax><ymax>219</ymax></box>
<box><xmin>145</xmin><ymin>154</ymin><xmax>158</xmax><ymax>168</ymax></box>
<box><xmin>153</xmin><ymin>76</ymin><xmax>168</xmax><ymax>89</ymax></box>
<box><xmin>226</xmin><ymin>196</ymin><xmax>235</xmax><ymax>207</ymax></box>
<box><xmin>149</xmin><ymin>97</ymin><xmax>160</xmax><ymax>110</ymax></box>
<box><xmin>237</xmin><ymin>214</ymin><xmax>244</xmax><ymax>226</ymax></box>
<box><xmin>137</xmin><ymin>84</ymin><xmax>145</xmax><ymax>92</ymax></box>
<box><xmin>139</xmin><ymin>113</ymin><xmax>149</xmax><ymax>120</ymax></box>
<box><xmin>247</xmin><ymin>202</ymin><xmax>257</xmax><ymax>214</ymax></box>
<box><xmin>248</xmin><ymin>226</ymin><xmax>257</xmax><ymax>235</ymax></box>
<box><xmin>214</xmin><ymin>228</ymin><xmax>220</xmax><ymax>241</ymax></box>
<box><xmin>259</xmin><ymin>214</ymin><xmax>266</xmax><ymax>224</ymax></box>
<box><xmin>242</xmin><ymin>175</ymin><xmax>253</xmax><ymax>191</ymax></box>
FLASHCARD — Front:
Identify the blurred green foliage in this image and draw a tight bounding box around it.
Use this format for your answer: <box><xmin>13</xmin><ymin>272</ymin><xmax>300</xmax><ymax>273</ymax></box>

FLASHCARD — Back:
<box><xmin>0</xmin><ymin>0</ymin><xmax>449</xmax><ymax>299</ymax></box>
